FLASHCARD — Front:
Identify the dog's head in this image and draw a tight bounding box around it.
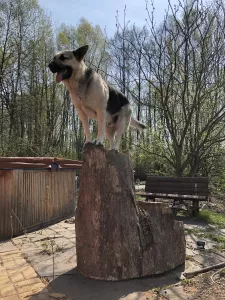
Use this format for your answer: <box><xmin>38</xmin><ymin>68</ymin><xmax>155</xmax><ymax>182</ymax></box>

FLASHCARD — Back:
<box><xmin>48</xmin><ymin>45</ymin><xmax>89</xmax><ymax>83</ymax></box>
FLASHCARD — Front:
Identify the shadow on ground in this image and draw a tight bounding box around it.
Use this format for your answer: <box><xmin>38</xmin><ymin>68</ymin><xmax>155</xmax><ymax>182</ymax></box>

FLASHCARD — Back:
<box><xmin>174</xmin><ymin>215</ymin><xmax>208</xmax><ymax>226</ymax></box>
<box><xmin>37</xmin><ymin>265</ymin><xmax>185</xmax><ymax>300</ymax></box>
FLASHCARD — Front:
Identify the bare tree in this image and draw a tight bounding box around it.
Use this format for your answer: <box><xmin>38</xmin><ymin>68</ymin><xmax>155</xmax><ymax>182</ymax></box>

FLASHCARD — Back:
<box><xmin>140</xmin><ymin>0</ymin><xmax>225</xmax><ymax>176</ymax></box>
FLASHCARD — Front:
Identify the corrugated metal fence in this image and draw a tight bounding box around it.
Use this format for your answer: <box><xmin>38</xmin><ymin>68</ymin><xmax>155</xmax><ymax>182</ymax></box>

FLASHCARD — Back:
<box><xmin>0</xmin><ymin>157</ymin><xmax>82</xmax><ymax>240</ymax></box>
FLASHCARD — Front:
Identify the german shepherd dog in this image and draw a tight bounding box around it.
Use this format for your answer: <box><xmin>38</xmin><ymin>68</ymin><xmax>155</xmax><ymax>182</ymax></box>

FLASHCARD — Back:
<box><xmin>48</xmin><ymin>45</ymin><xmax>146</xmax><ymax>150</ymax></box>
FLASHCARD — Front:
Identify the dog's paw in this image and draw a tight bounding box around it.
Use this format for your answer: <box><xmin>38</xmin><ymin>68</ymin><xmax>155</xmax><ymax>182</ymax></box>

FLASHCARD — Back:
<box><xmin>93</xmin><ymin>140</ymin><xmax>103</xmax><ymax>146</ymax></box>
<box><xmin>95</xmin><ymin>140</ymin><xmax>104</xmax><ymax>146</ymax></box>
<box><xmin>110</xmin><ymin>147</ymin><xmax>119</xmax><ymax>153</ymax></box>
<box><xmin>85</xmin><ymin>140</ymin><xmax>104</xmax><ymax>147</ymax></box>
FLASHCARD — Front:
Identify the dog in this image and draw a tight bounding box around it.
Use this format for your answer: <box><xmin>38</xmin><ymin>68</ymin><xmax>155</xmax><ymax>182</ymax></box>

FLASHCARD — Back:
<box><xmin>48</xmin><ymin>45</ymin><xmax>146</xmax><ymax>150</ymax></box>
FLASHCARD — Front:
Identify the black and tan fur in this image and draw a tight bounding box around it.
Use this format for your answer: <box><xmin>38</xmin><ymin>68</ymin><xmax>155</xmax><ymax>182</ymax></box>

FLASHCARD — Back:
<box><xmin>48</xmin><ymin>45</ymin><xmax>146</xmax><ymax>150</ymax></box>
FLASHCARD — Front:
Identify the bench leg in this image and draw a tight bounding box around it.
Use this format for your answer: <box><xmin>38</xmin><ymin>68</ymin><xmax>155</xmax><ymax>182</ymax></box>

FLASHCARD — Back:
<box><xmin>145</xmin><ymin>197</ymin><xmax>155</xmax><ymax>202</ymax></box>
<box><xmin>171</xmin><ymin>207</ymin><xmax>177</xmax><ymax>217</ymax></box>
<box><xmin>172</xmin><ymin>199</ymin><xmax>180</xmax><ymax>207</ymax></box>
<box><xmin>192</xmin><ymin>200</ymin><xmax>199</xmax><ymax>216</ymax></box>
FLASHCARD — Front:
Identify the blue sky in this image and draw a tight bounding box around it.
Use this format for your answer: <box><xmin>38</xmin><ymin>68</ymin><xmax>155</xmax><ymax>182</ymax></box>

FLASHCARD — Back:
<box><xmin>38</xmin><ymin>0</ymin><xmax>177</xmax><ymax>36</ymax></box>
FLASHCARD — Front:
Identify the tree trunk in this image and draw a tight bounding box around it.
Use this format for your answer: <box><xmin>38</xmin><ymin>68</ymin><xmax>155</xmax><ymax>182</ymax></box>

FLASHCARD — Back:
<box><xmin>75</xmin><ymin>144</ymin><xmax>186</xmax><ymax>280</ymax></box>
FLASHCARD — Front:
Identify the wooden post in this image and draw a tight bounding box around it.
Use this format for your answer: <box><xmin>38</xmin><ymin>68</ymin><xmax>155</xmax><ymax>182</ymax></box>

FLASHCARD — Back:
<box><xmin>75</xmin><ymin>144</ymin><xmax>186</xmax><ymax>280</ymax></box>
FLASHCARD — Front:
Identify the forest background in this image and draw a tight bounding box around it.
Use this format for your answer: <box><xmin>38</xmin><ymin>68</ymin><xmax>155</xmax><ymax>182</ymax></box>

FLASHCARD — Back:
<box><xmin>1</xmin><ymin>0</ymin><xmax>225</xmax><ymax>192</ymax></box>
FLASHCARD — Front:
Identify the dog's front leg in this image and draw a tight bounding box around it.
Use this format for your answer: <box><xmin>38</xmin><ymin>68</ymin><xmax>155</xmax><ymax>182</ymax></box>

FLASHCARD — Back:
<box><xmin>76</xmin><ymin>108</ymin><xmax>91</xmax><ymax>143</ymax></box>
<box><xmin>95</xmin><ymin>108</ymin><xmax>106</xmax><ymax>145</ymax></box>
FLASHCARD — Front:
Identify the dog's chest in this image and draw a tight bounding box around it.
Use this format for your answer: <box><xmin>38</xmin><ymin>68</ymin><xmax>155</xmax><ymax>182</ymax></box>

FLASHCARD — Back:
<box><xmin>70</xmin><ymin>90</ymin><xmax>97</xmax><ymax>119</ymax></box>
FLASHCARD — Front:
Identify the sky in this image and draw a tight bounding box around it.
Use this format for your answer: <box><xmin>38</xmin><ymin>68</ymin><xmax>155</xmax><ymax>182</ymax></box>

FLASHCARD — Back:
<box><xmin>38</xmin><ymin>0</ymin><xmax>178</xmax><ymax>37</ymax></box>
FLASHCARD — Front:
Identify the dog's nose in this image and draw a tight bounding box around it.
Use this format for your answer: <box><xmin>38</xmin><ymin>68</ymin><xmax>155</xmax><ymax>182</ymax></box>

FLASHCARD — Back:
<box><xmin>48</xmin><ymin>62</ymin><xmax>55</xmax><ymax>73</ymax></box>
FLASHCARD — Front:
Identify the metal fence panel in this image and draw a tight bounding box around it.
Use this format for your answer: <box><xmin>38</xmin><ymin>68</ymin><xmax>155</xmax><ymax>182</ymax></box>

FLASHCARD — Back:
<box><xmin>0</xmin><ymin>169</ymin><xmax>76</xmax><ymax>239</ymax></box>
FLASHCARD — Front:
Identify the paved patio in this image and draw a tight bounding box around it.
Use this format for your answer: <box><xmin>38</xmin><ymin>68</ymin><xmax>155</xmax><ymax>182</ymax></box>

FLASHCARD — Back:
<box><xmin>1</xmin><ymin>215</ymin><xmax>225</xmax><ymax>300</ymax></box>
<box><xmin>0</xmin><ymin>242</ymin><xmax>55</xmax><ymax>300</ymax></box>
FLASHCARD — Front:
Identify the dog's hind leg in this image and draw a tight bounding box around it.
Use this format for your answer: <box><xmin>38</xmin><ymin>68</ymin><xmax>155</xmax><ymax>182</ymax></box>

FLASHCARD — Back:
<box><xmin>95</xmin><ymin>108</ymin><xmax>106</xmax><ymax>145</ymax></box>
<box><xmin>113</xmin><ymin>104</ymin><xmax>132</xmax><ymax>150</ymax></box>
<box><xmin>106</xmin><ymin>126</ymin><xmax>116</xmax><ymax>149</ymax></box>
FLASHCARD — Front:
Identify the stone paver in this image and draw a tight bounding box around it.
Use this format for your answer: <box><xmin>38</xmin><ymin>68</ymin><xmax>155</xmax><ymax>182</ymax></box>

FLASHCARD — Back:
<box><xmin>0</xmin><ymin>244</ymin><xmax>64</xmax><ymax>300</ymax></box>
<box><xmin>9</xmin><ymin>220</ymin><xmax>77</xmax><ymax>279</ymax></box>
<box><xmin>160</xmin><ymin>285</ymin><xmax>195</xmax><ymax>300</ymax></box>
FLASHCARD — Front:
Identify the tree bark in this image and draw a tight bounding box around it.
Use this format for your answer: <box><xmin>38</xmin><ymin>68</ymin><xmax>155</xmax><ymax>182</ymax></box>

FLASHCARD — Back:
<box><xmin>75</xmin><ymin>144</ymin><xmax>186</xmax><ymax>280</ymax></box>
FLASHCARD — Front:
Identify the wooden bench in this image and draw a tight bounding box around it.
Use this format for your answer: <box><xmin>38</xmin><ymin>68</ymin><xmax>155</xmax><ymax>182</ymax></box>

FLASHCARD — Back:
<box><xmin>136</xmin><ymin>176</ymin><xmax>209</xmax><ymax>215</ymax></box>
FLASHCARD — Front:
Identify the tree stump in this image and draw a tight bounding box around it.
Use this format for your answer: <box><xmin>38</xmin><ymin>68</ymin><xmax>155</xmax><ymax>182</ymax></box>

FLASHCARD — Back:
<box><xmin>75</xmin><ymin>144</ymin><xmax>186</xmax><ymax>280</ymax></box>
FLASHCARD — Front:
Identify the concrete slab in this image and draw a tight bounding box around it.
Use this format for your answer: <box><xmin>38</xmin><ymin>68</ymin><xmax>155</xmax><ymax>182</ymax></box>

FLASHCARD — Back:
<box><xmin>31</xmin><ymin>234</ymin><xmax>63</xmax><ymax>243</ymax></box>
<box><xmin>49</xmin><ymin>266</ymin><xmax>183</xmax><ymax>300</ymax></box>
<box><xmin>185</xmin><ymin>260</ymin><xmax>202</xmax><ymax>274</ymax></box>
<box><xmin>19</xmin><ymin>243</ymin><xmax>41</xmax><ymax>253</ymax></box>
<box><xmin>59</xmin><ymin>223</ymin><xmax>75</xmax><ymax>230</ymax></box>
<box><xmin>0</xmin><ymin>240</ymin><xmax>17</xmax><ymax>253</ymax></box>
<box><xmin>182</xmin><ymin>221</ymin><xmax>225</xmax><ymax>275</ymax></box>
<box><xmin>160</xmin><ymin>285</ymin><xmax>194</xmax><ymax>300</ymax></box>
<box><xmin>56</xmin><ymin>240</ymin><xmax>75</xmax><ymax>249</ymax></box>
<box><xmin>193</xmin><ymin>252</ymin><xmax>224</xmax><ymax>267</ymax></box>
<box><xmin>185</xmin><ymin>234</ymin><xmax>217</xmax><ymax>251</ymax></box>
<box><xmin>186</xmin><ymin>234</ymin><xmax>199</xmax><ymax>250</ymax></box>
<box><xmin>186</xmin><ymin>248</ymin><xmax>199</xmax><ymax>256</ymax></box>
<box><xmin>120</xmin><ymin>291</ymin><xmax>159</xmax><ymax>300</ymax></box>
<box><xmin>47</xmin><ymin>224</ymin><xmax>64</xmax><ymax>231</ymax></box>
<box><xmin>39</xmin><ymin>228</ymin><xmax>57</xmax><ymax>235</ymax></box>
<box><xmin>27</xmin><ymin>247</ymin><xmax>76</xmax><ymax>278</ymax></box>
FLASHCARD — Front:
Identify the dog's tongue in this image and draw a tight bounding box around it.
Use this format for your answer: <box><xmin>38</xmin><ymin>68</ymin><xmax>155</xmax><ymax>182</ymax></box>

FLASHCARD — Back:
<box><xmin>56</xmin><ymin>72</ymin><xmax>63</xmax><ymax>83</ymax></box>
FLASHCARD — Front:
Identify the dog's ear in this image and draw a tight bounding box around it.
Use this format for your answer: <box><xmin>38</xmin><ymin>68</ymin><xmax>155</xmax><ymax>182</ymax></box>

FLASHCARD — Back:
<box><xmin>73</xmin><ymin>45</ymin><xmax>89</xmax><ymax>61</ymax></box>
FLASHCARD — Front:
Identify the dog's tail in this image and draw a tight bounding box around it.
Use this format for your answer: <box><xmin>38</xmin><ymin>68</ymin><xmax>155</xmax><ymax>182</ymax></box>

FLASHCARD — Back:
<box><xmin>130</xmin><ymin>117</ymin><xmax>146</xmax><ymax>130</ymax></box>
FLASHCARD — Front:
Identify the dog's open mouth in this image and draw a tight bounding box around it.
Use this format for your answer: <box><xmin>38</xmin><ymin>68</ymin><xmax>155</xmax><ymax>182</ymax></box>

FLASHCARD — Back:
<box><xmin>56</xmin><ymin>70</ymin><xmax>66</xmax><ymax>83</ymax></box>
<box><xmin>56</xmin><ymin>68</ymin><xmax>72</xmax><ymax>83</ymax></box>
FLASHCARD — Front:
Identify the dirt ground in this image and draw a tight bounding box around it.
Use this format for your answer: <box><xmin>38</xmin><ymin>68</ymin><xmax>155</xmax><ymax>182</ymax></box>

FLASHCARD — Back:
<box><xmin>157</xmin><ymin>195</ymin><xmax>225</xmax><ymax>300</ymax></box>
<box><xmin>183</xmin><ymin>271</ymin><xmax>225</xmax><ymax>300</ymax></box>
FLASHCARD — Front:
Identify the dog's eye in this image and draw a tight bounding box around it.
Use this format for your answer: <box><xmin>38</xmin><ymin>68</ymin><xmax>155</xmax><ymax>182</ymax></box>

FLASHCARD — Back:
<box><xmin>60</xmin><ymin>54</ymin><xmax>68</xmax><ymax>61</ymax></box>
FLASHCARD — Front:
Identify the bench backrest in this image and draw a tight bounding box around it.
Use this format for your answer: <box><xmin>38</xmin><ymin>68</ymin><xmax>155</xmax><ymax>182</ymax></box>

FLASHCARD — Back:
<box><xmin>145</xmin><ymin>176</ymin><xmax>209</xmax><ymax>196</ymax></box>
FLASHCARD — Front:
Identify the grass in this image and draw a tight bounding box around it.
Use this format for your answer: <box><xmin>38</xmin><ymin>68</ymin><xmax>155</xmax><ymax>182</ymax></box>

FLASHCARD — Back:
<box><xmin>41</xmin><ymin>239</ymin><xmax>63</xmax><ymax>255</ymax></box>
<box><xmin>135</xmin><ymin>194</ymin><xmax>145</xmax><ymax>201</ymax></box>
<box><xmin>181</xmin><ymin>278</ymin><xmax>193</xmax><ymax>286</ymax></box>
<box><xmin>152</xmin><ymin>284</ymin><xmax>173</xmax><ymax>292</ymax></box>
<box><xmin>186</xmin><ymin>254</ymin><xmax>194</xmax><ymax>261</ymax></box>
<box><xmin>196</xmin><ymin>210</ymin><xmax>225</xmax><ymax>228</ymax></box>
<box><xmin>151</xmin><ymin>287</ymin><xmax>160</xmax><ymax>293</ymax></box>
<box><xmin>220</xmin><ymin>268</ymin><xmax>225</xmax><ymax>277</ymax></box>
<box><xmin>199</xmin><ymin>233</ymin><xmax>225</xmax><ymax>251</ymax></box>
<box><xmin>203</xmin><ymin>233</ymin><xmax>225</xmax><ymax>243</ymax></box>
<box><xmin>212</xmin><ymin>243</ymin><xmax>225</xmax><ymax>252</ymax></box>
<box><xmin>197</xmin><ymin>232</ymin><xmax>225</xmax><ymax>252</ymax></box>
<box><xmin>185</xmin><ymin>228</ymin><xmax>224</xmax><ymax>242</ymax></box>
<box><xmin>184</xmin><ymin>224</ymin><xmax>225</xmax><ymax>252</ymax></box>
<box><xmin>184</xmin><ymin>228</ymin><xmax>204</xmax><ymax>235</ymax></box>
<box><xmin>176</xmin><ymin>210</ymin><xmax>189</xmax><ymax>217</ymax></box>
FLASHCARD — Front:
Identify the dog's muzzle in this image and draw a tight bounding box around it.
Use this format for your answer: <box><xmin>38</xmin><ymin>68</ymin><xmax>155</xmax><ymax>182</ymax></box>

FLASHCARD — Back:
<box><xmin>48</xmin><ymin>61</ymin><xmax>73</xmax><ymax>83</ymax></box>
<box><xmin>48</xmin><ymin>61</ymin><xmax>58</xmax><ymax>73</ymax></box>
